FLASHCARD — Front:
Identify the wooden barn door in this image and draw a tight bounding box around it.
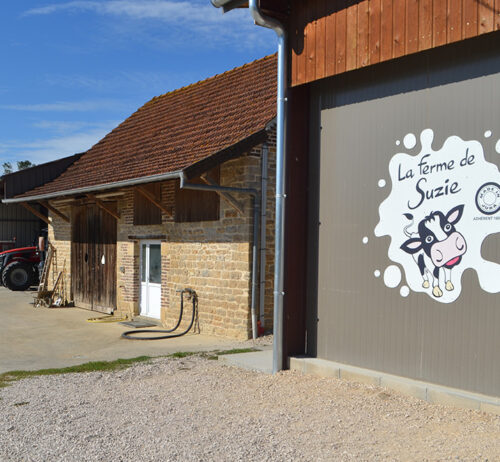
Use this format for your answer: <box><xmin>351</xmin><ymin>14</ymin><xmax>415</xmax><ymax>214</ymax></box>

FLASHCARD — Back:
<box><xmin>72</xmin><ymin>202</ymin><xmax>117</xmax><ymax>313</ymax></box>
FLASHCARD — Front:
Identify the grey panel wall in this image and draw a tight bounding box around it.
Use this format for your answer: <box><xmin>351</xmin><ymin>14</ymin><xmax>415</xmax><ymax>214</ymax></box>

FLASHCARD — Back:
<box><xmin>0</xmin><ymin>204</ymin><xmax>42</xmax><ymax>247</ymax></box>
<box><xmin>310</xmin><ymin>35</ymin><xmax>500</xmax><ymax>397</ymax></box>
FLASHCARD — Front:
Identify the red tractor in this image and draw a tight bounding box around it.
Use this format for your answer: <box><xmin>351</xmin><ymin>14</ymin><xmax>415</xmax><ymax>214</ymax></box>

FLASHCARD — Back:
<box><xmin>0</xmin><ymin>246</ymin><xmax>41</xmax><ymax>291</ymax></box>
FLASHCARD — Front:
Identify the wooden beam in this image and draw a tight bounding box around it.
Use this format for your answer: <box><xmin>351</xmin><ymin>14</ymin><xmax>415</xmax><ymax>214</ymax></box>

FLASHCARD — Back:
<box><xmin>86</xmin><ymin>194</ymin><xmax>120</xmax><ymax>220</ymax></box>
<box><xmin>135</xmin><ymin>185</ymin><xmax>173</xmax><ymax>217</ymax></box>
<box><xmin>200</xmin><ymin>174</ymin><xmax>245</xmax><ymax>215</ymax></box>
<box><xmin>39</xmin><ymin>201</ymin><xmax>70</xmax><ymax>223</ymax></box>
<box><xmin>21</xmin><ymin>202</ymin><xmax>51</xmax><ymax>225</ymax></box>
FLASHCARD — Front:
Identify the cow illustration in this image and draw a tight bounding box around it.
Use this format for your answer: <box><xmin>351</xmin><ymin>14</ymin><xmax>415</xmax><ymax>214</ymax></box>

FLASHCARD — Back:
<box><xmin>400</xmin><ymin>205</ymin><xmax>467</xmax><ymax>298</ymax></box>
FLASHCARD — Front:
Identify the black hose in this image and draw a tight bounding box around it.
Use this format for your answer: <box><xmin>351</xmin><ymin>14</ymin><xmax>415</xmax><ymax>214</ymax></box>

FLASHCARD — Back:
<box><xmin>121</xmin><ymin>288</ymin><xmax>198</xmax><ymax>340</ymax></box>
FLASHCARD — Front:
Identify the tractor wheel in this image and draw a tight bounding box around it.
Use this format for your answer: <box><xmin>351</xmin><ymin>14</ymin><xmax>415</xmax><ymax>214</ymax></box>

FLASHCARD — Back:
<box><xmin>1</xmin><ymin>262</ymin><xmax>34</xmax><ymax>291</ymax></box>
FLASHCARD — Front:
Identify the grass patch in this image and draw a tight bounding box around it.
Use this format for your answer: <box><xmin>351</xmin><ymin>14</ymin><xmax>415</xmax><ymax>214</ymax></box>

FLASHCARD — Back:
<box><xmin>168</xmin><ymin>351</ymin><xmax>197</xmax><ymax>359</ymax></box>
<box><xmin>0</xmin><ymin>356</ymin><xmax>152</xmax><ymax>388</ymax></box>
<box><xmin>168</xmin><ymin>348</ymin><xmax>259</xmax><ymax>361</ymax></box>
<box><xmin>216</xmin><ymin>348</ymin><xmax>259</xmax><ymax>356</ymax></box>
<box><xmin>0</xmin><ymin>348</ymin><xmax>261</xmax><ymax>389</ymax></box>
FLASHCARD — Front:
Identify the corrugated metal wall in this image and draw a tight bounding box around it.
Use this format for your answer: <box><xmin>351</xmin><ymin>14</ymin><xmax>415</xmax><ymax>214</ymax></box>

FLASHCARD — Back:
<box><xmin>307</xmin><ymin>35</ymin><xmax>500</xmax><ymax>396</ymax></box>
<box><xmin>0</xmin><ymin>204</ymin><xmax>42</xmax><ymax>247</ymax></box>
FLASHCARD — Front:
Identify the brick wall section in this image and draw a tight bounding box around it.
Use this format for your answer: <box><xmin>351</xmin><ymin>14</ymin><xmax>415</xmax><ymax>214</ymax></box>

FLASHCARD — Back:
<box><xmin>48</xmin><ymin>135</ymin><xmax>276</xmax><ymax>340</ymax></box>
<box><xmin>47</xmin><ymin>206</ymin><xmax>72</xmax><ymax>298</ymax></box>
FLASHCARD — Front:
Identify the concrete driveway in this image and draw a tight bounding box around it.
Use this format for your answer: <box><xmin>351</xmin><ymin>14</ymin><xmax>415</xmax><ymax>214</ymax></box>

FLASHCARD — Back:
<box><xmin>0</xmin><ymin>287</ymin><xmax>246</xmax><ymax>373</ymax></box>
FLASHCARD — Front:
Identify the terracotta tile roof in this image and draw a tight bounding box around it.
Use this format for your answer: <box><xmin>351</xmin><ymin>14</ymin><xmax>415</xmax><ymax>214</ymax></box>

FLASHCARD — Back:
<box><xmin>18</xmin><ymin>54</ymin><xmax>277</xmax><ymax>199</ymax></box>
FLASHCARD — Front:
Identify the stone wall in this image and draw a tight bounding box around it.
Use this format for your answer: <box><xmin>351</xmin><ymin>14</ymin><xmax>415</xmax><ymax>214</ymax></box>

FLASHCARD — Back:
<box><xmin>47</xmin><ymin>136</ymin><xmax>276</xmax><ymax>340</ymax></box>
<box><xmin>47</xmin><ymin>206</ymin><xmax>72</xmax><ymax>301</ymax></box>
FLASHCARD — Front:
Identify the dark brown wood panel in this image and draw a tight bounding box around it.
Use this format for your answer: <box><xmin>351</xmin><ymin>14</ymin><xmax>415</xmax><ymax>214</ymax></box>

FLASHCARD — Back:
<box><xmin>433</xmin><ymin>0</ymin><xmax>448</xmax><ymax>46</ymax></box>
<box><xmin>315</xmin><ymin>0</ymin><xmax>327</xmax><ymax>80</ymax></box>
<box><xmin>463</xmin><ymin>0</ymin><xmax>478</xmax><ymax>38</ymax></box>
<box><xmin>496</xmin><ymin>0</ymin><xmax>500</xmax><ymax>29</ymax></box>
<box><xmin>175</xmin><ymin>167</ymin><xmax>220</xmax><ymax>223</ymax></box>
<box><xmin>325</xmin><ymin>6</ymin><xmax>337</xmax><ymax>76</ymax></box>
<box><xmin>346</xmin><ymin>2</ymin><xmax>358</xmax><ymax>70</ymax></box>
<box><xmin>479</xmin><ymin>0</ymin><xmax>495</xmax><ymax>34</ymax></box>
<box><xmin>71</xmin><ymin>202</ymin><xmax>117</xmax><ymax>313</ymax></box>
<box><xmin>357</xmin><ymin>1</ymin><xmax>370</xmax><ymax>66</ymax></box>
<box><xmin>305</xmin><ymin>0</ymin><xmax>317</xmax><ymax>83</ymax></box>
<box><xmin>290</xmin><ymin>0</ymin><xmax>500</xmax><ymax>86</ymax></box>
<box><xmin>134</xmin><ymin>183</ymin><xmax>162</xmax><ymax>226</ymax></box>
<box><xmin>380</xmin><ymin>0</ymin><xmax>393</xmax><ymax>61</ymax></box>
<box><xmin>369</xmin><ymin>0</ymin><xmax>382</xmax><ymax>64</ymax></box>
<box><xmin>418</xmin><ymin>0</ymin><xmax>433</xmax><ymax>50</ymax></box>
<box><xmin>335</xmin><ymin>3</ymin><xmax>347</xmax><ymax>73</ymax></box>
<box><xmin>392</xmin><ymin>0</ymin><xmax>406</xmax><ymax>57</ymax></box>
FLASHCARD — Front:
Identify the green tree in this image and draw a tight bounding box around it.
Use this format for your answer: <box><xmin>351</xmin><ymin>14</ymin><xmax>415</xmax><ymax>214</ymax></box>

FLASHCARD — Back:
<box><xmin>17</xmin><ymin>160</ymin><xmax>35</xmax><ymax>170</ymax></box>
<box><xmin>2</xmin><ymin>162</ymin><xmax>13</xmax><ymax>175</ymax></box>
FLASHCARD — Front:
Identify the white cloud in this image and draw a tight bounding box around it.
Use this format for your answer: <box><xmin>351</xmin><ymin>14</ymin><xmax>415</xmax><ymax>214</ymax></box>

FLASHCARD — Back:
<box><xmin>43</xmin><ymin>70</ymin><xmax>193</xmax><ymax>94</ymax></box>
<box><xmin>33</xmin><ymin>119</ymin><xmax>120</xmax><ymax>133</ymax></box>
<box><xmin>23</xmin><ymin>0</ymin><xmax>274</xmax><ymax>49</ymax></box>
<box><xmin>25</xmin><ymin>1</ymin><xmax>238</xmax><ymax>25</ymax></box>
<box><xmin>0</xmin><ymin>125</ymin><xmax>115</xmax><ymax>165</ymax></box>
<box><xmin>0</xmin><ymin>100</ymin><xmax>129</xmax><ymax>112</ymax></box>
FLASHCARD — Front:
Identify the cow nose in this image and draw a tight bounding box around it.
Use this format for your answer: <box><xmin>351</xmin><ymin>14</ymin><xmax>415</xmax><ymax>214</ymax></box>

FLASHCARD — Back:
<box><xmin>432</xmin><ymin>248</ymin><xmax>443</xmax><ymax>263</ymax></box>
<box><xmin>455</xmin><ymin>234</ymin><xmax>465</xmax><ymax>251</ymax></box>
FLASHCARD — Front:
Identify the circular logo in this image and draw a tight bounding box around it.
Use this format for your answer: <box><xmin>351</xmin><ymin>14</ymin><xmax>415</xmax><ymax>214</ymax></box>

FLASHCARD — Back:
<box><xmin>475</xmin><ymin>182</ymin><xmax>500</xmax><ymax>215</ymax></box>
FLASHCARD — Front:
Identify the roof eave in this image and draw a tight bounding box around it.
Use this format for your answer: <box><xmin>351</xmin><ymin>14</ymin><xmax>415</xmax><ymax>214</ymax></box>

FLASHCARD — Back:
<box><xmin>2</xmin><ymin>170</ymin><xmax>185</xmax><ymax>204</ymax></box>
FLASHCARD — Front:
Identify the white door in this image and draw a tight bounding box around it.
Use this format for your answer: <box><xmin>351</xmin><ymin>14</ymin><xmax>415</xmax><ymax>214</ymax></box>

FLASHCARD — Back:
<box><xmin>140</xmin><ymin>241</ymin><xmax>162</xmax><ymax>319</ymax></box>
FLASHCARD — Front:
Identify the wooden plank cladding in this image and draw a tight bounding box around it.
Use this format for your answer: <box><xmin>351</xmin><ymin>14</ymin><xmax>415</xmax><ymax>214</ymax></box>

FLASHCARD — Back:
<box><xmin>289</xmin><ymin>0</ymin><xmax>500</xmax><ymax>86</ymax></box>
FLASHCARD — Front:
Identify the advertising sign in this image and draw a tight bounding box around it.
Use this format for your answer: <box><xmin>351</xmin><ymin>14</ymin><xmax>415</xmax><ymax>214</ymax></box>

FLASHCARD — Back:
<box><xmin>373</xmin><ymin>129</ymin><xmax>500</xmax><ymax>303</ymax></box>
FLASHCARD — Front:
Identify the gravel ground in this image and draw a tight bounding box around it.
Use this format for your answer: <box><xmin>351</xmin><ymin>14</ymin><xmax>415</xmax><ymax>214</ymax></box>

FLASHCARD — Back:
<box><xmin>1</xmin><ymin>355</ymin><xmax>499</xmax><ymax>462</ymax></box>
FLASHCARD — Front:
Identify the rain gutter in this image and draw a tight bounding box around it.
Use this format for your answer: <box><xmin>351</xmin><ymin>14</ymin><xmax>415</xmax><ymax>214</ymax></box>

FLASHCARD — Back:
<box><xmin>212</xmin><ymin>0</ymin><xmax>287</xmax><ymax>374</ymax></box>
<box><xmin>2</xmin><ymin>170</ymin><xmax>185</xmax><ymax>204</ymax></box>
<box><xmin>248</xmin><ymin>0</ymin><xmax>287</xmax><ymax>374</ymax></box>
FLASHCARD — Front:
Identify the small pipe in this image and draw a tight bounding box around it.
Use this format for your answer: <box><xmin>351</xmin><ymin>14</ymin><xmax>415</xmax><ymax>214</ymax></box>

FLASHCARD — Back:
<box><xmin>259</xmin><ymin>143</ymin><xmax>268</xmax><ymax>329</ymax></box>
<box><xmin>180</xmin><ymin>173</ymin><xmax>260</xmax><ymax>340</ymax></box>
<box><xmin>249</xmin><ymin>0</ymin><xmax>287</xmax><ymax>374</ymax></box>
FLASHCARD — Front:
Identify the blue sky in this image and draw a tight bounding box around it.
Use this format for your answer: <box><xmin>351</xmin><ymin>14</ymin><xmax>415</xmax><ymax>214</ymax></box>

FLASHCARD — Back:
<box><xmin>0</xmin><ymin>1</ymin><xmax>276</xmax><ymax>169</ymax></box>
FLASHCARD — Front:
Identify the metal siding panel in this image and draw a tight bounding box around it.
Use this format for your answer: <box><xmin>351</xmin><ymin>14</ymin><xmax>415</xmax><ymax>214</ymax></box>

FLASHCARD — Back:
<box><xmin>0</xmin><ymin>204</ymin><xmax>41</xmax><ymax>246</ymax></box>
<box><xmin>315</xmin><ymin>41</ymin><xmax>500</xmax><ymax>396</ymax></box>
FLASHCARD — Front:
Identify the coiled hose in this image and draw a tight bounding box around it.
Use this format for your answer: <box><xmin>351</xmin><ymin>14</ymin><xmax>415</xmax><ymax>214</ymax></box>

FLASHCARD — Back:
<box><xmin>121</xmin><ymin>288</ymin><xmax>198</xmax><ymax>340</ymax></box>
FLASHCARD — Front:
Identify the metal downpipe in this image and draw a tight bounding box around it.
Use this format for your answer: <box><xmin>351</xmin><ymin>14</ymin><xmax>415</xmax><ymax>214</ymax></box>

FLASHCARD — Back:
<box><xmin>259</xmin><ymin>143</ymin><xmax>268</xmax><ymax>330</ymax></box>
<box><xmin>249</xmin><ymin>0</ymin><xmax>287</xmax><ymax>374</ymax></box>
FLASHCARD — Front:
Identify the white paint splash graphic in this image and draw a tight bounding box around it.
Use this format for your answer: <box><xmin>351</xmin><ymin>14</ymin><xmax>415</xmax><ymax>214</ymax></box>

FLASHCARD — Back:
<box><xmin>403</xmin><ymin>133</ymin><xmax>417</xmax><ymax>149</ymax></box>
<box><xmin>374</xmin><ymin>270</ymin><xmax>381</xmax><ymax>278</ymax></box>
<box><xmin>362</xmin><ymin>236</ymin><xmax>369</xmax><ymax>244</ymax></box>
<box><xmin>496</xmin><ymin>139</ymin><xmax>500</xmax><ymax>154</ymax></box>
<box><xmin>378</xmin><ymin>179</ymin><xmax>386</xmax><ymax>188</ymax></box>
<box><xmin>383</xmin><ymin>265</ymin><xmax>401</xmax><ymax>288</ymax></box>
<box><xmin>375</xmin><ymin>129</ymin><xmax>500</xmax><ymax>303</ymax></box>
<box><xmin>400</xmin><ymin>286</ymin><xmax>410</xmax><ymax>297</ymax></box>
<box><xmin>484</xmin><ymin>130</ymin><xmax>492</xmax><ymax>138</ymax></box>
